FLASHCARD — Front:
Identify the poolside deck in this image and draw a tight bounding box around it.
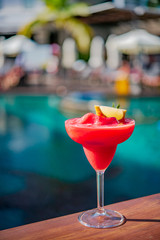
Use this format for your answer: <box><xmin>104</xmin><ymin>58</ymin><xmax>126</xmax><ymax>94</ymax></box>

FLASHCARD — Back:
<box><xmin>0</xmin><ymin>71</ymin><xmax>160</xmax><ymax>97</ymax></box>
<box><xmin>0</xmin><ymin>193</ymin><xmax>160</xmax><ymax>240</ymax></box>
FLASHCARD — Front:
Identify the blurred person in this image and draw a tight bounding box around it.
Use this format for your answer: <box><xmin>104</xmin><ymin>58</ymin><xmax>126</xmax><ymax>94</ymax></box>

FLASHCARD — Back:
<box><xmin>130</xmin><ymin>58</ymin><xmax>143</xmax><ymax>84</ymax></box>
<box><xmin>114</xmin><ymin>56</ymin><xmax>131</xmax><ymax>96</ymax></box>
<box><xmin>0</xmin><ymin>66</ymin><xmax>24</xmax><ymax>90</ymax></box>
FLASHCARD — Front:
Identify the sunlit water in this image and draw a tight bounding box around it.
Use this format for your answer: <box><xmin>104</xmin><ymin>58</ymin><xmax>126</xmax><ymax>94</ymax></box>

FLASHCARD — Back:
<box><xmin>0</xmin><ymin>94</ymin><xmax>160</xmax><ymax>230</ymax></box>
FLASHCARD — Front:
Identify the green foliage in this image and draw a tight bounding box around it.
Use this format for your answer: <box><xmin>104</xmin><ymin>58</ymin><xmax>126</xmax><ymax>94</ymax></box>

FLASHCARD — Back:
<box><xmin>19</xmin><ymin>0</ymin><xmax>92</xmax><ymax>54</ymax></box>
<box><xmin>55</xmin><ymin>17</ymin><xmax>92</xmax><ymax>53</ymax></box>
<box><xmin>42</xmin><ymin>0</ymin><xmax>89</xmax><ymax>16</ymax></box>
<box><xmin>43</xmin><ymin>0</ymin><xmax>68</xmax><ymax>9</ymax></box>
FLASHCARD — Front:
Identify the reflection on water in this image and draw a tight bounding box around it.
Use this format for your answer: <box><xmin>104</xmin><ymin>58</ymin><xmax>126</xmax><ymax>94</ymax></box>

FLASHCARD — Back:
<box><xmin>0</xmin><ymin>95</ymin><xmax>160</xmax><ymax>230</ymax></box>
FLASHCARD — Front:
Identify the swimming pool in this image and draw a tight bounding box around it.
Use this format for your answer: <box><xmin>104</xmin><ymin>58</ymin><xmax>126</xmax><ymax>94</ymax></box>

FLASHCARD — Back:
<box><xmin>0</xmin><ymin>95</ymin><xmax>160</xmax><ymax>230</ymax></box>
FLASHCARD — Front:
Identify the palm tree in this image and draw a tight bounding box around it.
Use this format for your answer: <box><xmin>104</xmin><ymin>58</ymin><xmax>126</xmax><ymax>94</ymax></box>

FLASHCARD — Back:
<box><xmin>19</xmin><ymin>0</ymin><xmax>93</xmax><ymax>54</ymax></box>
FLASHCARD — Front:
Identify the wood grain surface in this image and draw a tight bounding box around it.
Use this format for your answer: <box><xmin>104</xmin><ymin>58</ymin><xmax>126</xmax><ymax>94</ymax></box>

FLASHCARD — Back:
<box><xmin>0</xmin><ymin>193</ymin><xmax>160</xmax><ymax>240</ymax></box>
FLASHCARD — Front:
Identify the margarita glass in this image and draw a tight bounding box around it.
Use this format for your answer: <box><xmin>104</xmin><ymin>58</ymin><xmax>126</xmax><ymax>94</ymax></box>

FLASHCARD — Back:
<box><xmin>65</xmin><ymin>112</ymin><xmax>135</xmax><ymax>228</ymax></box>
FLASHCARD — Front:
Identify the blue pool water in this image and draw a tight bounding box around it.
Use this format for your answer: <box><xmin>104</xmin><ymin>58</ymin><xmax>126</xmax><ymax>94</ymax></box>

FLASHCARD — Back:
<box><xmin>0</xmin><ymin>95</ymin><xmax>160</xmax><ymax>230</ymax></box>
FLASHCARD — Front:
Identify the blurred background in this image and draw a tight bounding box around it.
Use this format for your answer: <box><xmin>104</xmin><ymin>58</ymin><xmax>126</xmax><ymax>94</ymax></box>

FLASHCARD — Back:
<box><xmin>0</xmin><ymin>0</ymin><xmax>160</xmax><ymax>230</ymax></box>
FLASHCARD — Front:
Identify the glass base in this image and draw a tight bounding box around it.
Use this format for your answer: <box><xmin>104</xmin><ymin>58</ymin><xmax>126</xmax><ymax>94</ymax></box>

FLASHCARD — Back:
<box><xmin>78</xmin><ymin>208</ymin><xmax>125</xmax><ymax>228</ymax></box>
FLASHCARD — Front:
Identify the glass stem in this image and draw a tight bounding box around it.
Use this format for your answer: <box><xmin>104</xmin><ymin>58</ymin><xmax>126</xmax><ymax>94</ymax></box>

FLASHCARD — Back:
<box><xmin>96</xmin><ymin>170</ymin><xmax>105</xmax><ymax>213</ymax></box>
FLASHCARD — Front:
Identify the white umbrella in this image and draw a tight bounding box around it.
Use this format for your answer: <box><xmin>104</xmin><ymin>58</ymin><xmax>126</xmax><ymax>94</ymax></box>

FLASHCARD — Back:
<box><xmin>1</xmin><ymin>35</ymin><xmax>37</xmax><ymax>56</ymax></box>
<box><xmin>112</xmin><ymin>29</ymin><xmax>160</xmax><ymax>54</ymax></box>
<box><xmin>20</xmin><ymin>44</ymin><xmax>53</xmax><ymax>71</ymax></box>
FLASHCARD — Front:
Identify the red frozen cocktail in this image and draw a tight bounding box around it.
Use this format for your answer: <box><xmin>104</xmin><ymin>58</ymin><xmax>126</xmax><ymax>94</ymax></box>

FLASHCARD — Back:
<box><xmin>65</xmin><ymin>113</ymin><xmax>135</xmax><ymax>171</ymax></box>
<box><xmin>65</xmin><ymin>106</ymin><xmax>135</xmax><ymax>228</ymax></box>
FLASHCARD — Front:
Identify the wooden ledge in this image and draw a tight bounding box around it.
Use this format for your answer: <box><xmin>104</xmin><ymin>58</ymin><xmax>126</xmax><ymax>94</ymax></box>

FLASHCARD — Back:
<box><xmin>0</xmin><ymin>193</ymin><xmax>160</xmax><ymax>240</ymax></box>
